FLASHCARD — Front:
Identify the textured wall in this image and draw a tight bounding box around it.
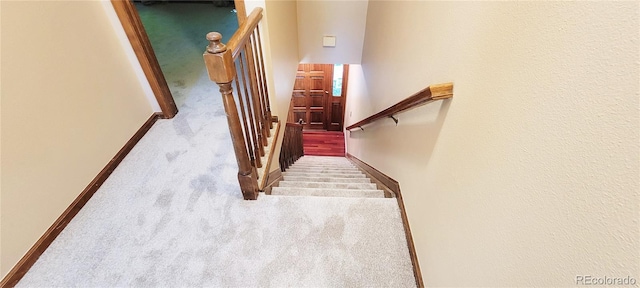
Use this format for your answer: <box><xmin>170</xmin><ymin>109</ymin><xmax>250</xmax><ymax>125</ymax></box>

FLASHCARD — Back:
<box><xmin>345</xmin><ymin>1</ymin><xmax>639</xmax><ymax>286</ymax></box>
<box><xmin>245</xmin><ymin>0</ymin><xmax>300</xmax><ymax>171</ymax></box>
<box><xmin>1</xmin><ymin>1</ymin><xmax>153</xmax><ymax>277</ymax></box>
<box><xmin>262</xmin><ymin>0</ymin><xmax>300</xmax><ymax>171</ymax></box>
<box><xmin>297</xmin><ymin>0</ymin><xmax>368</xmax><ymax>64</ymax></box>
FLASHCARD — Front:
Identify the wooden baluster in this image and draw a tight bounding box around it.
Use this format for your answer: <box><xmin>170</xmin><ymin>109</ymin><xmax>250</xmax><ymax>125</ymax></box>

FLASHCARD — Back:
<box><xmin>282</xmin><ymin>126</ymin><xmax>288</xmax><ymax>170</ymax></box>
<box><xmin>279</xmin><ymin>123</ymin><xmax>304</xmax><ymax>170</ymax></box>
<box><xmin>286</xmin><ymin>126</ymin><xmax>293</xmax><ymax>167</ymax></box>
<box><xmin>233</xmin><ymin>72</ymin><xmax>260</xmax><ymax>169</ymax></box>
<box><xmin>297</xmin><ymin>126</ymin><xmax>303</xmax><ymax>160</ymax></box>
<box><xmin>256</xmin><ymin>26</ymin><xmax>273</xmax><ymax>129</ymax></box>
<box><xmin>238</xmin><ymin>51</ymin><xmax>264</xmax><ymax>164</ymax></box>
<box><xmin>243</xmin><ymin>38</ymin><xmax>269</xmax><ymax>144</ymax></box>
<box><xmin>203</xmin><ymin>32</ymin><xmax>258</xmax><ymax>200</ymax></box>
<box><xmin>239</xmin><ymin>51</ymin><xmax>265</xmax><ymax>160</ymax></box>
<box><xmin>281</xmin><ymin>125</ymin><xmax>291</xmax><ymax>169</ymax></box>
<box><xmin>251</xmin><ymin>33</ymin><xmax>269</xmax><ymax>132</ymax></box>
<box><xmin>291</xmin><ymin>127</ymin><xmax>296</xmax><ymax>166</ymax></box>
<box><xmin>291</xmin><ymin>126</ymin><xmax>296</xmax><ymax>165</ymax></box>
<box><xmin>289</xmin><ymin>126</ymin><xmax>294</xmax><ymax>167</ymax></box>
<box><xmin>293</xmin><ymin>126</ymin><xmax>298</xmax><ymax>164</ymax></box>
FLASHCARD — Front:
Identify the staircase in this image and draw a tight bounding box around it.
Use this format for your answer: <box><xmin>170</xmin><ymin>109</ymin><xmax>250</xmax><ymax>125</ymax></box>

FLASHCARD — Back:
<box><xmin>272</xmin><ymin>156</ymin><xmax>384</xmax><ymax>198</ymax></box>
<box><xmin>268</xmin><ymin>155</ymin><xmax>417</xmax><ymax>286</ymax></box>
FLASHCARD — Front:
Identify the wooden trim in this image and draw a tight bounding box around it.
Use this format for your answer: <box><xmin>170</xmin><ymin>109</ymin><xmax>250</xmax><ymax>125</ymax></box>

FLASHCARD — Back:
<box><xmin>259</xmin><ymin>120</ymin><xmax>281</xmax><ymax>190</ymax></box>
<box><xmin>339</xmin><ymin>64</ymin><xmax>350</xmax><ymax>131</ymax></box>
<box><xmin>227</xmin><ymin>8</ymin><xmax>263</xmax><ymax>59</ymax></box>
<box><xmin>111</xmin><ymin>0</ymin><xmax>178</xmax><ymax>119</ymax></box>
<box><xmin>0</xmin><ymin>113</ymin><xmax>162</xmax><ymax>288</ymax></box>
<box><xmin>346</xmin><ymin>82</ymin><xmax>452</xmax><ymax>130</ymax></box>
<box><xmin>348</xmin><ymin>160</ymin><xmax>394</xmax><ymax>199</ymax></box>
<box><xmin>346</xmin><ymin>153</ymin><xmax>399</xmax><ymax>195</ymax></box>
<box><xmin>262</xmin><ymin>169</ymin><xmax>283</xmax><ymax>195</ymax></box>
<box><xmin>234</xmin><ymin>0</ymin><xmax>247</xmax><ymax>25</ymax></box>
<box><xmin>346</xmin><ymin>153</ymin><xmax>424</xmax><ymax>288</ymax></box>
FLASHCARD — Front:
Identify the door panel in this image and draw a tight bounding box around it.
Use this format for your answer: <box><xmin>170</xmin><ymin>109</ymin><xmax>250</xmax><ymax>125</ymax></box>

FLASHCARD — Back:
<box><xmin>330</xmin><ymin>103</ymin><xmax>342</xmax><ymax>124</ymax></box>
<box><xmin>310</xmin><ymin>111</ymin><xmax>324</xmax><ymax>126</ymax></box>
<box><xmin>293</xmin><ymin>111</ymin><xmax>306</xmax><ymax>124</ymax></box>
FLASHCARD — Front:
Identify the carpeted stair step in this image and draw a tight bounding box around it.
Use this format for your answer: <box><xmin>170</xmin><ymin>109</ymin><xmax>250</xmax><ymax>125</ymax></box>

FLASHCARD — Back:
<box><xmin>294</xmin><ymin>161</ymin><xmax>353</xmax><ymax>166</ymax></box>
<box><xmin>294</xmin><ymin>163</ymin><xmax>353</xmax><ymax>167</ymax></box>
<box><xmin>271</xmin><ymin>187</ymin><xmax>385</xmax><ymax>198</ymax></box>
<box><xmin>294</xmin><ymin>159</ymin><xmax>353</xmax><ymax>165</ymax></box>
<box><xmin>293</xmin><ymin>159</ymin><xmax>354</xmax><ymax>164</ymax></box>
<box><xmin>289</xmin><ymin>164</ymin><xmax>357</xmax><ymax>170</ymax></box>
<box><xmin>295</xmin><ymin>156</ymin><xmax>351</xmax><ymax>161</ymax></box>
<box><xmin>278</xmin><ymin>181</ymin><xmax>378</xmax><ymax>190</ymax></box>
<box><xmin>282</xmin><ymin>176</ymin><xmax>372</xmax><ymax>183</ymax></box>
<box><xmin>282</xmin><ymin>172</ymin><xmax>367</xmax><ymax>178</ymax></box>
<box><xmin>275</xmin><ymin>156</ymin><xmax>386</xmax><ymax>200</ymax></box>
<box><xmin>285</xmin><ymin>168</ymin><xmax>364</xmax><ymax>175</ymax></box>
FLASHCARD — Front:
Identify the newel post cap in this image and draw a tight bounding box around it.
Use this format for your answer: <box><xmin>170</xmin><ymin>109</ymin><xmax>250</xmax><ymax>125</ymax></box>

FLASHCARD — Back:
<box><xmin>206</xmin><ymin>32</ymin><xmax>227</xmax><ymax>54</ymax></box>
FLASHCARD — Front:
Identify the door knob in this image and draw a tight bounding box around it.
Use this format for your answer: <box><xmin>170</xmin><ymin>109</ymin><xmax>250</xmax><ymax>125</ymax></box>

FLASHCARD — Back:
<box><xmin>325</xmin><ymin>91</ymin><xmax>329</xmax><ymax>94</ymax></box>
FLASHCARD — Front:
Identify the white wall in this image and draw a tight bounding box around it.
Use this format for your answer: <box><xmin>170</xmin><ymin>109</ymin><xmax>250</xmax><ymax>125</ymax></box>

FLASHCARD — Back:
<box><xmin>1</xmin><ymin>1</ymin><xmax>154</xmax><ymax>277</ymax></box>
<box><xmin>346</xmin><ymin>1</ymin><xmax>639</xmax><ymax>286</ymax></box>
<box><xmin>297</xmin><ymin>0</ymin><xmax>368</xmax><ymax>64</ymax></box>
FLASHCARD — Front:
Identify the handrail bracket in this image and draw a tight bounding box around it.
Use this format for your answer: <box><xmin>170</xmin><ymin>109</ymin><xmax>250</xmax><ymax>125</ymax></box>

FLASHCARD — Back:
<box><xmin>389</xmin><ymin>115</ymin><xmax>398</xmax><ymax>125</ymax></box>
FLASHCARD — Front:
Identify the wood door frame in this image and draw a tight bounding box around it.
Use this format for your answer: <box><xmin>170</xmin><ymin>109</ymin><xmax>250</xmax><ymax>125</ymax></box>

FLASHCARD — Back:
<box><xmin>111</xmin><ymin>0</ymin><xmax>178</xmax><ymax>118</ymax></box>
<box><xmin>340</xmin><ymin>64</ymin><xmax>349</xmax><ymax>125</ymax></box>
<box><xmin>110</xmin><ymin>0</ymin><xmax>246</xmax><ymax>119</ymax></box>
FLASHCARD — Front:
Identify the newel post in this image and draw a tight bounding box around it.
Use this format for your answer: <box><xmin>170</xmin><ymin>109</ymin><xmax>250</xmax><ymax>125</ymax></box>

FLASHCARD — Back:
<box><xmin>204</xmin><ymin>32</ymin><xmax>258</xmax><ymax>200</ymax></box>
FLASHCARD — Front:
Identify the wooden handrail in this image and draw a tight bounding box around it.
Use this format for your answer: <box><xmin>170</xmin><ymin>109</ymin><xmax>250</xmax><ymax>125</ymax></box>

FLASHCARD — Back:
<box><xmin>346</xmin><ymin>82</ymin><xmax>453</xmax><ymax>130</ymax></box>
<box><xmin>228</xmin><ymin>8</ymin><xmax>263</xmax><ymax>59</ymax></box>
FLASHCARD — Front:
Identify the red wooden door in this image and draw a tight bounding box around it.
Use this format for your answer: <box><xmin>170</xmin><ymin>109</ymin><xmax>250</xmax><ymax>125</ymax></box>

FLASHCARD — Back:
<box><xmin>289</xmin><ymin>64</ymin><xmax>348</xmax><ymax>131</ymax></box>
<box><xmin>291</xmin><ymin>64</ymin><xmax>332</xmax><ymax>130</ymax></box>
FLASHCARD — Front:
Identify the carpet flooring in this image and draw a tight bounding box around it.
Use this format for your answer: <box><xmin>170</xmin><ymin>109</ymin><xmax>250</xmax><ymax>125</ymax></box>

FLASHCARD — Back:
<box><xmin>15</xmin><ymin>4</ymin><xmax>416</xmax><ymax>287</ymax></box>
<box><xmin>16</xmin><ymin>68</ymin><xmax>415</xmax><ymax>287</ymax></box>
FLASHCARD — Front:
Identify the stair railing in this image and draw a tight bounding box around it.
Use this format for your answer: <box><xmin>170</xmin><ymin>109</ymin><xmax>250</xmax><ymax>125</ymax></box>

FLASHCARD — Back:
<box><xmin>203</xmin><ymin>8</ymin><xmax>272</xmax><ymax>200</ymax></box>
<box><xmin>279</xmin><ymin>123</ymin><xmax>304</xmax><ymax>171</ymax></box>
<box><xmin>346</xmin><ymin>83</ymin><xmax>453</xmax><ymax>131</ymax></box>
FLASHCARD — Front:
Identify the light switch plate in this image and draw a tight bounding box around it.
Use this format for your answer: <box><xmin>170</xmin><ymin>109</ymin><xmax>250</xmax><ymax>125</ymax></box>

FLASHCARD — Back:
<box><xmin>323</xmin><ymin>36</ymin><xmax>336</xmax><ymax>47</ymax></box>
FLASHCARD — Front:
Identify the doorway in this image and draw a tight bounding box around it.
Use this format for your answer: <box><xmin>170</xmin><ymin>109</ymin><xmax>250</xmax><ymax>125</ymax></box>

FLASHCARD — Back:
<box><xmin>289</xmin><ymin>64</ymin><xmax>349</xmax><ymax>131</ymax></box>
<box><xmin>133</xmin><ymin>0</ymin><xmax>238</xmax><ymax>108</ymax></box>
